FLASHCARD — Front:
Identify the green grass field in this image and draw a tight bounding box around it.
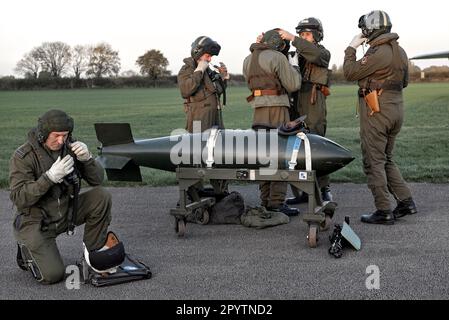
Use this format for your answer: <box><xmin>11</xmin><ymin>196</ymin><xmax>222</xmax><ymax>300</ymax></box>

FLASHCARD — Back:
<box><xmin>0</xmin><ymin>83</ymin><xmax>448</xmax><ymax>189</ymax></box>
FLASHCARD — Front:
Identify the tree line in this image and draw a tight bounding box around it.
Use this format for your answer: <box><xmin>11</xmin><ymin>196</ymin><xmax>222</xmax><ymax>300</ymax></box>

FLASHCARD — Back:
<box><xmin>330</xmin><ymin>61</ymin><xmax>449</xmax><ymax>77</ymax></box>
<box><xmin>14</xmin><ymin>41</ymin><xmax>170</xmax><ymax>81</ymax></box>
<box><xmin>2</xmin><ymin>41</ymin><xmax>447</xmax><ymax>90</ymax></box>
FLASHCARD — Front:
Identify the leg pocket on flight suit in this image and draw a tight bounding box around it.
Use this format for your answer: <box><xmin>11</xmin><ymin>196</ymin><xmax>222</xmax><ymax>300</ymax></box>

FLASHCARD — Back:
<box><xmin>14</xmin><ymin>214</ymin><xmax>22</xmax><ymax>231</ymax></box>
<box><xmin>13</xmin><ymin>212</ymin><xmax>35</xmax><ymax>232</ymax></box>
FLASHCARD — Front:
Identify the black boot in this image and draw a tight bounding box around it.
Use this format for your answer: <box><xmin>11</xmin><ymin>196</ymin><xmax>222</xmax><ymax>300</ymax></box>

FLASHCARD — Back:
<box><xmin>361</xmin><ymin>210</ymin><xmax>395</xmax><ymax>225</ymax></box>
<box><xmin>268</xmin><ymin>204</ymin><xmax>300</xmax><ymax>217</ymax></box>
<box><xmin>321</xmin><ymin>186</ymin><xmax>333</xmax><ymax>202</ymax></box>
<box><xmin>393</xmin><ymin>198</ymin><xmax>418</xmax><ymax>219</ymax></box>
<box><xmin>16</xmin><ymin>244</ymin><xmax>28</xmax><ymax>271</ymax></box>
<box><xmin>285</xmin><ymin>192</ymin><xmax>308</xmax><ymax>205</ymax></box>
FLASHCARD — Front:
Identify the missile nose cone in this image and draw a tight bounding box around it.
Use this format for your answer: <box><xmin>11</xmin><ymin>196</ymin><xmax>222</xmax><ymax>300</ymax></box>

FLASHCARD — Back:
<box><xmin>302</xmin><ymin>134</ymin><xmax>355</xmax><ymax>176</ymax></box>
<box><xmin>334</xmin><ymin>144</ymin><xmax>355</xmax><ymax>165</ymax></box>
<box><xmin>332</xmin><ymin>146</ymin><xmax>355</xmax><ymax>170</ymax></box>
<box><xmin>336</xmin><ymin>151</ymin><xmax>355</xmax><ymax>169</ymax></box>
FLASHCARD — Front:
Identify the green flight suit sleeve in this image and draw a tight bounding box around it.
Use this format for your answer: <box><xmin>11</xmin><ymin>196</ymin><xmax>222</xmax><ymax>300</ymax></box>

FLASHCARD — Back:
<box><xmin>292</xmin><ymin>37</ymin><xmax>330</xmax><ymax>67</ymax></box>
<box><xmin>242</xmin><ymin>56</ymin><xmax>250</xmax><ymax>86</ymax></box>
<box><xmin>177</xmin><ymin>64</ymin><xmax>204</xmax><ymax>99</ymax></box>
<box><xmin>9</xmin><ymin>155</ymin><xmax>54</xmax><ymax>210</ymax></box>
<box><xmin>403</xmin><ymin>53</ymin><xmax>409</xmax><ymax>88</ymax></box>
<box><xmin>272</xmin><ymin>54</ymin><xmax>302</xmax><ymax>93</ymax></box>
<box><xmin>77</xmin><ymin>158</ymin><xmax>104</xmax><ymax>186</ymax></box>
<box><xmin>343</xmin><ymin>46</ymin><xmax>391</xmax><ymax>81</ymax></box>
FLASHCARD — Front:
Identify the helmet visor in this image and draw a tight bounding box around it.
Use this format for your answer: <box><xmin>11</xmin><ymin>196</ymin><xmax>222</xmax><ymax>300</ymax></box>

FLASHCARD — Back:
<box><xmin>364</xmin><ymin>10</ymin><xmax>391</xmax><ymax>29</ymax></box>
<box><xmin>205</xmin><ymin>41</ymin><xmax>221</xmax><ymax>56</ymax></box>
<box><xmin>358</xmin><ymin>15</ymin><xmax>366</xmax><ymax>29</ymax></box>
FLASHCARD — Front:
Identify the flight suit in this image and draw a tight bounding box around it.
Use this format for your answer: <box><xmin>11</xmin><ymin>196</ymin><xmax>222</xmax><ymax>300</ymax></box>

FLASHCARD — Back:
<box><xmin>9</xmin><ymin>128</ymin><xmax>111</xmax><ymax>284</ymax></box>
<box><xmin>343</xmin><ymin>32</ymin><xmax>412</xmax><ymax>211</ymax></box>
<box><xmin>178</xmin><ymin>57</ymin><xmax>225</xmax><ymax>133</ymax></box>
<box><xmin>289</xmin><ymin>36</ymin><xmax>331</xmax><ymax>195</ymax></box>
<box><xmin>243</xmin><ymin>43</ymin><xmax>302</xmax><ymax>208</ymax></box>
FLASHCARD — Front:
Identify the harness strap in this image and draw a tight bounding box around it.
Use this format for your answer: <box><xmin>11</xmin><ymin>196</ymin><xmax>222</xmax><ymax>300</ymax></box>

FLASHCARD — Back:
<box><xmin>288</xmin><ymin>132</ymin><xmax>312</xmax><ymax>171</ymax></box>
<box><xmin>206</xmin><ymin>128</ymin><xmax>220</xmax><ymax>168</ymax></box>
<box><xmin>288</xmin><ymin>136</ymin><xmax>302</xmax><ymax>170</ymax></box>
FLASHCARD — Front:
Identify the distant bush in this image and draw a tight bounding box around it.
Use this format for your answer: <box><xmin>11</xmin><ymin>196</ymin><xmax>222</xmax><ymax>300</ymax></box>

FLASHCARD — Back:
<box><xmin>409</xmin><ymin>71</ymin><xmax>449</xmax><ymax>82</ymax></box>
<box><xmin>0</xmin><ymin>76</ymin><xmax>178</xmax><ymax>90</ymax></box>
<box><xmin>1</xmin><ymin>72</ymin><xmax>447</xmax><ymax>91</ymax></box>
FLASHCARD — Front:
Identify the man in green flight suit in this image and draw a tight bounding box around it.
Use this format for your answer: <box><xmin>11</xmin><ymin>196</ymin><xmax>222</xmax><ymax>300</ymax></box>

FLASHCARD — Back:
<box><xmin>10</xmin><ymin>109</ymin><xmax>119</xmax><ymax>283</ymax></box>
<box><xmin>178</xmin><ymin>36</ymin><xmax>230</xmax><ymax>133</ymax></box>
<box><xmin>278</xmin><ymin>17</ymin><xmax>333</xmax><ymax>204</ymax></box>
<box><xmin>343</xmin><ymin>10</ymin><xmax>417</xmax><ymax>224</ymax></box>
<box><xmin>243</xmin><ymin>29</ymin><xmax>302</xmax><ymax>216</ymax></box>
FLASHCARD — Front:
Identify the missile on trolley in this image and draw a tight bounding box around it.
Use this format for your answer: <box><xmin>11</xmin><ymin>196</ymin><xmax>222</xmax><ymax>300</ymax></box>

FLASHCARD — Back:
<box><xmin>94</xmin><ymin>123</ymin><xmax>354</xmax><ymax>182</ymax></box>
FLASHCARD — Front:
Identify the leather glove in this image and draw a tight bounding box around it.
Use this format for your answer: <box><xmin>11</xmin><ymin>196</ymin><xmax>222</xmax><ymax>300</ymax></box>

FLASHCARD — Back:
<box><xmin>71</xmin><ymin>141</ymin><xmax>91</xmax><ymax>161</ymax></box>
<box><xmin>278</xmin><ymin>29</ymin><xmax>295</xmax><ymax>42</ymax></box>
<box><xmin>288</xmin><ymin>52</ymin><xmax>299</xmax><ymax>67</ymax></box>
<box><xmin>46</xmin><ymin>155</ymin><xmax>74</xmax><ymax>183</ymax></box>
<box><xmin>218</xmin><ymin>62</ymin><xmax>230</xmax><ymax>80</ymax></box>
<box><xmin>349</xmin><ymin>33</ymin><xmax>367</xmax><ymax>49</ymax></box>
<box><xmin>194</xmin><ymin>60</ymin><xmax>209</xmax><ymax>73</ymax></box>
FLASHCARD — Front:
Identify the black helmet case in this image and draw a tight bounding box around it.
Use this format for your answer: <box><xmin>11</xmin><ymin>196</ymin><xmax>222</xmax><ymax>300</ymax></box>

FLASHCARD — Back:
<box><xmin>83</xmin><ymin>231</ymin><xmax>126</xmax><ymax>273</ymax></box>
<box><xmin>191</xmin><ymin>36</ymin><xmax>221</xmax><ymax>61</ymax></box>
<box><xmin>296</xmin><ymin>17</ymin><xmax>324</xmax><ymax>42</ymax></box>
<box><xmin>358</xmin><ymin>10</ymin><xmax>392</xmax><ymax>42</ymax></box>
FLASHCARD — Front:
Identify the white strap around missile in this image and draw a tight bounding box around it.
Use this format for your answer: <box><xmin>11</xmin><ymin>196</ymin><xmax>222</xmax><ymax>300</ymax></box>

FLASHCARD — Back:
<box><xmin>206</xmin><ymin>128</ymin><xmax>220</xmax><ymax>168</ymax></box>
<box><xmin>288</xmin><ymin>136</ymin><xmax>302</xmax><ymax>170</ymax></box>
<box><xmin>289</xmin><ymin>132</ymin><xmax>312</xmax><ymax>171</ymax></box>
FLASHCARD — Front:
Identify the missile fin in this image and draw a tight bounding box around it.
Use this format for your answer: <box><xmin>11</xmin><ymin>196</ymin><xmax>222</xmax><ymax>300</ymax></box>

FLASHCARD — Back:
<box><xmin>96</xmin><ymin>155</ymin><xmax>142</xmax><ymax>182</ymax></box>
<box><xmin>95</xmin><ymin>123</ymin><xmax>134</xmax><ymax>146</ymax></box>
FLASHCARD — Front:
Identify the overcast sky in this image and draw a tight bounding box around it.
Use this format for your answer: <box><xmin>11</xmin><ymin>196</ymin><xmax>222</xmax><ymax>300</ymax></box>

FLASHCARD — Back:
<box><xmin>1</xmin><ymin>0</ymin><xmax>448</xmax><ymax>77</ymax></box>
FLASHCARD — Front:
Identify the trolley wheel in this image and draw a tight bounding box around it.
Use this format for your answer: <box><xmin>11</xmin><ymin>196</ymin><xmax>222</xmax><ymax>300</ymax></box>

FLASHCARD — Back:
<box><xmin>176</xmin><ymin>219</ymin><xmax>186</xmax><ymax>237</ymax></box>
<box><xmin>320</xmin><ymin>215</ymin><xmax>333</xmax><ymax>232</ymax></box>
<box><xmin>191</xmin><ymin>208</ymin><xmax>210</xmax><ymax>225</ymax></box>
<box><xmin>198</xmin><ymin>209</ymin><xmax>210</xmax><ymax>225</ymax></box>
<box><xmin>307</xmin><ymin>225</ymin><xmax>318</xmax><ymax>248</ymax></box>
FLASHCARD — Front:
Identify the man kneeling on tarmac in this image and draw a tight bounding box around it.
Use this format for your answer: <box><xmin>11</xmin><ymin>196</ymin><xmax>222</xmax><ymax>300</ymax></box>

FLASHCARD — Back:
<box><xmin>9</xmin><ymin>109</ymin><xmax>122</xmax><ymax>284</ymax></box>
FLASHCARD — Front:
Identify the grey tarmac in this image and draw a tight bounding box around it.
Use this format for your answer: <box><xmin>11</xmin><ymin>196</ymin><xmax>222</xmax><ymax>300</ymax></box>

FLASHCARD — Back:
<box><xmin>1</xmin><ymin>183</ymin><xmax>448</xmax><ymax>299</ymax></box>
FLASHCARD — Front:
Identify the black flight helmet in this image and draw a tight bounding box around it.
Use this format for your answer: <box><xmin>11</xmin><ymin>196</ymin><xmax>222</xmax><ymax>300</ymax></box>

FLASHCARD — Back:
<box><xmin>296</xmin><ymin>17</ymin><xmax>324</xmax><ymax>42</ymax></box>
<box><xmin>191</xmin><ymin>36</ymin><xmax>221</xmax><ymax>61</ymax></box>
<box><xmin>262</xmin><ymin>28</ymin><xmax>289</xmax><ymax>53</ymax></box>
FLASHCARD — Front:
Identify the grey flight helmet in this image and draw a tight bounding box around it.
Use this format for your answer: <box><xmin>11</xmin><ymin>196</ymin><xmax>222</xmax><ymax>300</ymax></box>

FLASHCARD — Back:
<box><xmin>37</xmin><ymin>109</ymin><xmax>74</xmax><ymax>143</ymax></box>
<box><xmin>358</xmin><ymin>10</ymin><xmax>392</xmax><ymax>42</ymax></box>
<box><xmin>262</xmin><ymin>28</ymin><xmax>290</xmax><ymax>54</ymax></box>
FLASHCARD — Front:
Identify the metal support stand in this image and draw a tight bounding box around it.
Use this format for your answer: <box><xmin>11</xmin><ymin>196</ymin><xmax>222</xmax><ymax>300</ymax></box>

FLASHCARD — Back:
<box><xmin>170</xmin><ymin>167</ymin><xmax>337</xmax><ymax>247</ymax></box>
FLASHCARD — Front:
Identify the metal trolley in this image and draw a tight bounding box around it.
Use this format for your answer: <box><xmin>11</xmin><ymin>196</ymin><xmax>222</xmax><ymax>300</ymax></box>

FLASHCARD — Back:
<box><xmin>170</xmin><ymin>167</ymin><xmax>336</xmax><ymax>248</ymax></box>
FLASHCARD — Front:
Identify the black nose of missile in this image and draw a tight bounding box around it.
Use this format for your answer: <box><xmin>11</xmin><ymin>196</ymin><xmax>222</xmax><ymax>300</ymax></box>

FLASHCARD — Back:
<box><xmin>300</xmin><ymin>134</ymin><xmax>355</xmax><ymax>176</ymax></box>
